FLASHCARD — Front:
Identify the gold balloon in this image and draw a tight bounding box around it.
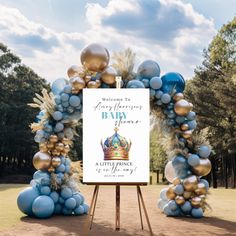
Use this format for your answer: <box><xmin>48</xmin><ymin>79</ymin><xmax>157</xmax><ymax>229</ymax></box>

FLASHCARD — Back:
<box><xmin>183</xmin><ymin>191</ymin><xmax>192</xmax><ymax>199</ymax></box>
<box><xmin>195</xmin><ymin>183</ymin><xmax>207</xmax><ymax>195</ymax></box>
<box><xmin>173</xmin><ymin>93</ymin><xmax>184</xmax><ymax>102</ymax></box>
<box><xmin>33</xmin><ymin>152</ymin><xmax>51</xmax><ymax>170</ymax></box>
<box><xmin>52</xmin><ymin>149</ymin><xmax>60</xmax><ymax>156</ymax></box>
<box><xmin>183</xmin><ymin>175</ymin><xmax>198</xmax><ymax>191</ymax></box>
<box><xmin>62</xmin><ymin>138</ymin><xmax>71</xmax><ymax>145</ymax></box>
<box><xmin>192</xmin><ymin>158</ymin><xmax>212</xmax><ymax>176</ymax></box>
<box><xmin>181</xmin><ymin>123</ymin><xmax>189</xmax><ymax>131</ymax></box>
<box><xmin>166</xmin><ymin>187</ymin><xmax>176</xmax><ymax>200</ymax></box>
<box><xmin>172</xmin><ymin>177</ymin><xmax>181</xmax><ymax>186</ymax></box>
<box><xmin>181</xmin><ymin>130</ymin><xmax>192</xmax><ymax>139</ymax></box>
<box><xmin>39</xmin><ymin>143</ymin><xmax>48</xmax><ymax>152</ymax></box>
<box><xmin>49</xmin><ymin>135</ymin><xmax>58</xmax><ymax>143</ymax></box>
<box><xmin>80</xmin><ymin>43</ymin><xmax>110</xmax><ymax>72</ymax></box>
<box><xmin>191</xmin><ymin>196</ymin><xmax>202</xmax><ymax>208</ymax></box>
<box><xmin>189</xmin><ymin>103</ymin><xmax>194</xmax><ymax>110</ymax></box>
<box><xmin>101</xmin><ymin>66</ymin><xmax>117</xmax><ymax>85</ymax></box>
<box><xmin>47</xmin><ymin>142</ymin><xmax>54</xmax><ymax>149</ymax></box>
<box><xmin>48</xmin><ymin>166</ymin><xmax>55</xmax><ymax>173</ymax></box>
<box><xmin>67</xmin><ymin>65</ymin><xmax>85</xmax><ymax>78</ymax></box>
<box><xmin>175</xmin><ymin>196</ymin><xmax>185</xmax><ymax>205</ymax></box>
<box><xmin>51</xmin><ymin>157</ymin><xmax>61</xmax><ymax>168</ymax></box>
<box><xmin>64</xmin><ymin>145</ymin><xmax>70</xmax><ymax>153</ymax></box>
<box><xmin>70</xmin><ymin>77</ymin><xmax>86</xmax><ymax>90</ymax></box>
<box><xmin>174</xmin><ymin>99</ymin><xmax>192</xmax><ymax>116</ymax></box>
<box><xmin>87</xmin><ymin>80</ymin><xmax>101</xmax><ymax>88</ymax></box>
<box><xmin>55</xmin><ymin>143</ymin><xmax>64</xmax><ymax>152</ymax></box>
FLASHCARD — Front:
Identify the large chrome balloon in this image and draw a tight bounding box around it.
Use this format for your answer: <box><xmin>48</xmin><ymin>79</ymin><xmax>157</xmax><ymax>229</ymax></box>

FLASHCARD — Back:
<box><xmin>183</xmin><ymin>175</ymin><xmax>198</xmax><ymax>191</ymax></box>
<box><xmin>192</xmin><ymin>158</ymin><xmax>212</xmax><ymax>176</ymax></box>
<box><xmin>70</xmin><ymin>77</ymin><xmax>86</xmax><ymax>91</ymax></box>
<box><xmin>67</xmin><ymin>65</ymin><xmax>85</xmax><ymax>78</ymax></box>
<box><xmin>33</xmin><ymin>152</ymin><xmax>51</xmax><ymax>170</ymax></box>
<box><xmin>101</xmin><ymin>66</ymin><xmax>117</xmax><ymax>85</ymax></box>
<box><xmin>80</xmin><ymin>43</ymin><xmax>109</xmax><ymax>72</ymax></box>
<box><xmin>174</xmin><ymin>99</ymin><xmax>192</xmax><ymax>116</ymax></box>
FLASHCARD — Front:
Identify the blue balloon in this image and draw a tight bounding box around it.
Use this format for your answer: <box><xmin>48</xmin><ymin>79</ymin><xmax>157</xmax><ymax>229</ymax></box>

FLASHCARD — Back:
<box><xmin>53</xmin><ymin>111</ymin><xmax>63</xmax><ymax>121</ymax></box>
<box><xmin>191</xmin><ymin>207</ymin><xmax>203</xmax><ymax>218</ymax></box>
<box><xmin>174</xmin><ymin>184</ymin><xmax>184</xmax><ymax>195</ymax></box>
<box><xmin>181</xmin><ymin>201</ymin><xmax>192</xmax><ymax>214</ymax></box>
<box><xmin>60</xmin><ymin>156</ymin><xmax>66</xmax><ymax>164</ymax></box>
<box><xmin>198</xmin><ymin>145</ymin><xmax>211</xmax><ymax>158</ymax></box>
<box><xmin>61</xmin><ymin>93</ymin><xmax>70</xmax><ymax>102</ymax></box>
<box><xmin>69</xmin><ymin>95</ymin><xmax>81</xmax><ymax>107</ymax></box>
<box><xmin>137</xmin><ymin>60</ymin><xmax>160</xmax><ymax>79</ymax></box>
<box><xmin>200</xmin><ymin>179</ymin><xmax>209</xmax><ymax>190</ymax></box>
<box><xmin>63</xmin><ymin>85</ymin><xmax>72</xmax><ymax>94</ymax></box>
<box><xmin>62</xmin><ymin>207</ymin><xmax>73</xmax><ymax>215</ymax></box>
<box><xmin>172</xmin><ymin>156</ymin><xmax>189</xmax><ymax>179</ymax></box>
<box><xmin>157</xmin><ymin>199</ymin><xmax>168</xmax><ymax>210</ymax></box>
<box><xmin>50</xmin><ymin>191</ymin><xmax>59</xmax><ymax>203</ymax></box>
<box><xmin>161</xmin><ymin>72</ymin><xmax>185</xmax><ymax>93</ymax></box>
<box><xmin>187</xmin><ymin>111</ymin><xmax>196</xmax><ymax>121</ymax></box>
<box><xmin>150</xmin><ymin>89</ymin><xmax>156</xmax><ymax>97</ymax></box>
<box><xmin>65</xmin><ymin>158</ymin><xmax>71</xmax><ymax>165</ymax></box>
<box><xmin>62</xmin><ymin>101</ymin><xmax>69</xmax><ymax>108</ymax></box>
<box><xmin>161</xmin><ymin>93</ymin><xmax>171</xmax><ymax>104</ymax></box>
<box><xmin>167</xmin><ymin>119</ymin><xmax>175</xmax><ymax>126</ymax></box>
<box><xmin>188</xmin><ymin>154</ymin><xmax>200</xmax><ymax>167</ymax></box>
<box><xmin>56</xmin><ymin>105</ymin><xmax>64</xmax><ymax>112</ymax></box>
<box><xmin>65</xmin><ymin>197</ymin><xmax>76</xmax><ymax>210</ymax></box>
<box><xmin>57</xmin><ymin>132</ymin><xmax>64</xmax><ymax>139</ymax></box>
<box><xmin>188</xmin><ymin>120</ymin><xmax>197</xmax><ymax>130</ymax></box>
<box><xmin>74</xmin><ymin>205</ymin><xmax>85</xmax><ymax>215</ymax></box>
<box><xmin>141</xmin><ymin>78</ymin><xmax>150</xmax><ymax>88</ymax></box>
<box><xmin>54</xmin><ymin>95</ymin><xmax>61</xmax><ymax>105</ymax></box>
<box><xmin>54</xmin><ymin>203</ymin><xmax>62</xmax><ymax>214</ymax></box>
<box><xmin>61</xmin><ymin>187</ymin><xmax>73</xmax><ymax>199</ymax></box>
<box><xmin>155</xmin><ymin>99</ymin><xmax>163</xmax><ymax>106</ymax></box>
<box><xmin>59</xmin><ymin>197</ymin><xmax>65</xmax><ymax>204</ymax></box>
<box><xmin>168</xmin><ymin>200</ymin><xmax>178</xmax><ymax>211</ymax></box>
<box><xmin>73</xmin><ymin>193</ymin><xmax>82</xmax><ymax>207</ymax></box>
<box><xmin>65</xmin><ymin>165</ymin><xmax>70</xmax><ymax>173</ymax></box>
<box><xmin>54</xmin><ymin>122</ymin><xmax>64</xmax><ymax>132</ymax></box>
<box><xmin>17</xmin><ymin>187</ymin><xmax>40</xmax><ymax>216</ymax></box>
<box><xmin>44</xmin><ymin>124</ymin><xmax>53</xmax><ymax>133</ymax></box>
<box><xmin>40</xmin><ymin>186</ymin><xmax>51</xmax><ymax>195</ymax></box>
<box><xmin>126</xmin><ymin>80</ymin><xmax>145</xmax><ymax>88</ymax></box>
<box><xmin>33</xmin><ymin>170</ymin><xmax>50</xmax><ymax>181</ymax></box>
<box><xmin>67</xmin><ymin>106</ymin><xmax>74</xmax><ymax>114</ymax></box>
<box><xmin>36</xmin><ymin>130</ymin><xmax>44</xmax><ymax>138</ymax></box>
<box><xmin>32</xmin><ymin>196</ymin><xmax>55</xmax><ymax>218</ymax></box>
<box><xmin>83</xmin><ymin>203</ymin><xmax>89</xmax><ymax>214</ymax></box>
<box><xmin>56</xmin><ymin>164</ymin><xmax>66</xmax><ymax>173</ymax></box>
<box><xmin>167</xmin><ymin>110</ymin><xmax>176</xmax><ymax>119</ymax></box>
<box><xmin>51</xmin><ymin>78</ymin><xmax>68</xmax><ymax>95</ymax></box>
<box><xmin>175</xmin><ymin>116</ymin><xmax>186</xmax><ymax>124</ymax></box>
<box><xmin>160</xmin><ymin>188</ymin><xmax>168</xmax><ymax>201</ymax></box>
<box><xmin>155</xmin><ymin>90</ymin><xmax>163</xmax><ymax>99</ymax></box>
<box><xmin>150</xmin><ymin>76</ymin><xmax>162</xmax><ymax>89</ymax></box>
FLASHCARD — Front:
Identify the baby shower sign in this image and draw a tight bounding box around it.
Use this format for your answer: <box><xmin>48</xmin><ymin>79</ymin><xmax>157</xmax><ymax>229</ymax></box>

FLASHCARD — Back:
<box><xmin>83</xmin><ymin>89</ymin><xmax>149</xmax><ymax>183</ymax></box>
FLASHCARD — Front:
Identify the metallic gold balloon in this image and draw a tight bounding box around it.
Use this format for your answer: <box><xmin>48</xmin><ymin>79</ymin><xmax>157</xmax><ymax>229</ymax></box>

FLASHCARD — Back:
<box><xmin>67</xmin><ymin>65</ymin><xmax>85</xmax><ymax>78</ymax></box>
<box><xmin>192</xmin><ymin>158</ymin><xmax>212</xmax><ymax>176</ymax></box>
<box><xmin>33</xmin><ymin>152</ymin><xmax>51</xmax><ymax>170</ymax></box>
<box><xmin>173</xmin><ymin>93</ymin><xmax>184</xmax><ymax>102</ymax></box>
<box><xmin>189</xmin><ymin>103</ymin><xmax>194</xmax><ymax>110</ymax></box>
<box><xmin>80</xmin><ymin>43</ymin><xmax>110</xmax><ymax>72</ymax></box>
<box><xmin>174</xmin><ymin>99</ymin><xmax>192</xmax><ymax>116</ymax></box>
<box><xmin>175</xmin><ymin>195</ymin><xmax>185</xmax><ymax>205</ymax></box>
<box><xmin>183</xmin><ymin>175</ymin><xmax>198</xmax><ymax>191</ymax></box>
<box><xmin>195</xmin><ymin>183</ymin><xmax>207</xmax><ymax>195</ymax></box>
<box><xmin>101</xmin><ymin>66</ymin><xmax>117</xmax><ymax>85</ymax></box>
<box><xmin>47</xmin><ymin>142</ymin><xmax>54</xmax><ymax>149</ymax></box>
<box><xmin>181</xmin><ymin>130</ymin><xmax>192</xmax><ymax>139</ymax></box>
<box><xmin>172</xmin><ymin>177</ymin><xmax>181</xmax><ymax>186</ymax></box>
<box><xmin>39</xmin><ymin>143</ymin><xmax>48</xmax><ymax>152</ymax></box>
<box><xmin>181</xmin><ymin>123</ymin><xmax>189</xmax><ymax>131</ymax></box>
<box><xmin>87</xmin><ymin>80</ymin><xmax>101</xmax><ymax>88</ymax></box>
<box><xmin>64</xmin><ymin>145</ymin><xmax>70</xmax><ymax>153</ymax></box>
<box><xmin>51</xmin><ymin>157</ymin><xmax>61</xmax><ymax>168</ymax></box>
<box><xmin>191</xmin><ymin>196</ymin><xmax>202</xmax><ymax>208</ymax></box>
<box><xmin>166</xmin><ymin>187</ymin><xmax>176</xmax><ymax>200</ymax></box>
<box><xmin>62</xmin><ymin>138</ymin><xmax>71</xmax><ymax>145</ymax></box>
<box><xmin>183</xmin><ymin>191</ymin><xmax>192</xmax><ymax>199</ymax></box>
<box><xmin>70</xmin><ymin>77</ymin><xmax>86</xmax><ymax>90</ymax></box>
<box><xmin>48</xmin><ymin>166</ymin><xmax>55</xmax><ymax>173</ymax></box>
<box><xmin>55</xmin><ymin>143</ymin><xmax>64</xmax><ymax>152</ymax></box>
<box><xmin>52</xmin><ymin>149</ymin><xmax>60</xmax><ymax>156</ymax></box>
<box><xmin>49</xmin><ymin>135</ymin><xmax>58</xmax><ymax>143</ymax></box>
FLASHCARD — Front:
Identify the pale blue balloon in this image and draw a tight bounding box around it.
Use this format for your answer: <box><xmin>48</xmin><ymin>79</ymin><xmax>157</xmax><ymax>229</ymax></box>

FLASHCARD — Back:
<box><xmin>150</xmin><ymin>76</ymin><xmax>162</xmax><ymax>89</ymax></box>
<box><xmin>57</xmin><ymin>132</ymin><xmax>64</xmax><ymax>139</ymax></box>
<box><xmin>54</xmin><ymin>203</ymin><xmax>62</xmax><ymax>214</ymax></box>
<box><xmin>50</xmin><ymin>191</ymin><xmax>59</xmax><ymax>203</ymax></box>
<box><xmin>33</xmin><ymin>170</ymin><xmax>50</xmax><ymax>181</ymax></box>
<box><xmin>40</xmin><ymin>186</ymin><xmax>51</xmax><ymax>195</ymax></box>
<box><xmin>69</xmin><ymin>95</ymin><xmax>80</xmax><ymax>107</ymax></box>
<box><xmin>54</xmin><ymin>95</ymin><xmax>61</xmax><ymax>105</ymax></box>
<box><xmin>56</xmin><ymin>164</ymin><xmax>65</xmax><ymax>173</ymax></box>
<box><xmin>175</xmin><ymin>116</ymin><xmax>185</xmax><ymax>124</ymax></box>
<box><xmin>172</xmin><ymin>155</ymin><xmax>189</xmax><ymax>179</ymax></box>
<box><xmin>32</xmin><ymin>196</ymin><xmax>55</xmax><ymax>218</ymax></box>
<box><xmin>17</xmin><ymin>187</ymin><xmax>40</xmax><ymax>216</ymax></box>
<box><xmin>36</xmin><ymin>130</ymin><xmax>45</xmax><ymax>138</ymax></box>
<box><xmin>60</xmin><ymin>156</ymin><xmax>66</xmax><ymax>165</ymax></box>
<box><xmin>150</xmin><ymin>89</ymin><xmax>156</xmax><ymax>97</ymax></box>
<box><xmin>155</xmin><ymin>90</ymin><xmax>163</xmax><ymax>99</ymax></box>
<box><xmin>56</xmin><ymin>105</ymin><xmax>63</xmax><ymax>112</ymax></box>
<box><xmin>180</xmin><ymin>201</ymin><xmax>192</xmax><ymax>214</ymax></box>
<box><xmin>74</xmin><ymin>205</ymin><xmax>85</xmax><ymax>215</ymax></box>
<box><xmin>188</xmin><ymin>120</ymin><xmax>197</xmax><ymax>130</ymax></box>
<box><xmin>188</xmin><ymin>154</ymin><xmax>200</xmax><ymax>167</ymax></box>
<box><xmin>44</xmin><ymin>124</ymin><xmax>53</xmax><ymax>133</ymax></box>
<box><xmin>198</xmin><ymin>145</ymin><xmax>211</xmax><ymax>158</ymax></box>
<box><xmin>187</xmin><ymin>111</ymin><xmax>196</xmax><ymax>121</ymax></box>
<box><xmin>126</xmin><ymin>80</ymin><xmax>145</xmax><ymax>88</ymax></box>
<box><xmin>137</xmin><ymin>60</ymin><xmax>160</xmax><ymax>78</ymax></box>
<box><xmin>191</xmin><ymin>207</ymin><xmax>203</xmax><ymax>218</ymax></box>
<box><xmin>161</xmin><ymin>93</ymin><xmax>171</xmax><ymax>104</ymax></box>
<box><xmin>54</xmin><ymin>122</ymin><xmax>64</xmax><ymax>132</ymax></box>
<box><xmin>65</xmin><ymin>197</ymin><xmax>76</xmax><ymax>210</ymax></box>
<box><xmin>61</xmin><ymin>187</ymin><xmax>73</xmax><ymax>199</ymax></box>
<box><xmin>53</xmin><ymin>111</ymin><xmax>63</xmax><ymax>121</ymax></box>
<box><xmin>51</xmin><ymin>78</ymin><xmax>68</xmax><ymax>95</ymax></box>
<box><xmin>174</xmin><ymin>184</ymin><xmax>184</xmax><ymax>195</ymax></box>
<box><xmin>141</xmin><ymin>78</ymin><xmax>150</xmax><ymax>88</ymax></box>
<box><xmin>200</xmin><ymin>179</ymin><xmax>209</xmax><ymax>190</ymax></box>
<box><xmin>63</xmin><ymin>85</ymin><xmax>72</xmax><ymax>94</ymax></box>
<box><xmin>157</xmin><ymin>199</ymin><xmax>168</xmax><ymax>210</ymax></box>
<box><xmin>160</xmin><ymin>188</ymin><xmax>168</xmax><ymax>201</ymax></box>
<box><xmin>168</xmin><ymin>200</ymin><xmax>178</xmax><ymax>211</ymax></box>
<box><xmin>73</xmin><ymin>193</ymin><xmax>82</xmax><ymax>207</ymax></box>
<box><xmin>62</xmin><ymin>101</ymin><xmax>69</xmax><ymax>108</ymax></box>
<box><xmin>67</xmin><ymin>106</ymin><xmax>74</xmax><ymax>113</ymax></box>
<box><xmin>65</xmin><ymin>165</ymin><xmax>70</xmax><ymax>173</ymax></box>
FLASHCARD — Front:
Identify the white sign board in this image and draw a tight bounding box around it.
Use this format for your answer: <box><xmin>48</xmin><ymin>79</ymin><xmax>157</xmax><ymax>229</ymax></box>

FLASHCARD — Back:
<box><xmin>83</xmin><ymin>89</ymin><xmax>149</xmax><ymax>183</ymax></box>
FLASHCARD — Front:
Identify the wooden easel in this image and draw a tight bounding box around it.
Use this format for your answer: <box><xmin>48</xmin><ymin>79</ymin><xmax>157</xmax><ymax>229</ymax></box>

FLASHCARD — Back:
<box><xmin>83</xmin><ymin>183</ymin><xmax>153</xmax><ymax>236</ymax></box>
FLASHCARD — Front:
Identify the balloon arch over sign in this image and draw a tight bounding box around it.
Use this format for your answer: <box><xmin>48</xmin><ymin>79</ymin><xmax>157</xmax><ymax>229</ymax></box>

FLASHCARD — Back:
<box><xmin>17</xmin><ymin>43</ymin><xmax>212</xmax><ymax>219</ymax></box>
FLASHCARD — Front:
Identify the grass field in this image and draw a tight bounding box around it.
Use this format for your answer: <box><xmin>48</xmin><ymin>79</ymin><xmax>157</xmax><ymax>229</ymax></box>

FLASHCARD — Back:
<box><xmin>0</xmin><ymin>184</ymin><xmax>236</xmax><ymax>234</ymax></box>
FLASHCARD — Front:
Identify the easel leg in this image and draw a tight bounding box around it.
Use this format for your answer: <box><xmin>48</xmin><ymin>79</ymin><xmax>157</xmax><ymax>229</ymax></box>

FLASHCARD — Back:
<box><xmin>90</xmin><ymin>185</ymin><xmax>99</xmax><ymax>229</ymax></box>
<box><xmin>115</xmin><ymin>185</ymin><xmax>120</xmax><ymax>231</ymax></box>
<box><xmin>137</xmin><ymin>186</ymin><xmax>144</xmax><ymax>230</ymax></box>
<box><xmin>137</xmin><ymin>186</ymin><xmax>153</xmax><ymax>236</ymax></box>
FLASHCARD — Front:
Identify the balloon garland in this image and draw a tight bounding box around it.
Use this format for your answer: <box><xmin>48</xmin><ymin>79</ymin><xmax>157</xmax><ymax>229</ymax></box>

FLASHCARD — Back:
<box><xmin>17</xmin><ymin>43</ymin><xmax>211</xmax><ymax>219</ymax></box>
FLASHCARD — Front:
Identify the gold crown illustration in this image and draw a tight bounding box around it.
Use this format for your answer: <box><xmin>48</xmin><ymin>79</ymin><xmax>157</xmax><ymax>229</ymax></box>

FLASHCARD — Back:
<box><xmin>101</xmin><ymin>127</ymin><xmax>131</xmax><ymax>161</ymax></box>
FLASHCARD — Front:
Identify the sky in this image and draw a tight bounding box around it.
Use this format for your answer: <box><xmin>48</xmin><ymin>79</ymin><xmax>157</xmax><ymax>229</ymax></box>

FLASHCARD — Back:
<box><xmin>0</xmin><ymin>0</ymin><xmax>235</xmax><ymax>82</ymax></box>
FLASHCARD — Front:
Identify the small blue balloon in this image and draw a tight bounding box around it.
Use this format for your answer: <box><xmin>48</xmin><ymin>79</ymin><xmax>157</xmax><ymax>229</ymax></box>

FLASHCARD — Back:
<box><xmin>188</xmin><ymin>154</ymin><xmax>200</xmax><ymax>167</ymax></box>
<box><xmin>61</xmin><ymin>93</ymin><xmax>69</xmax><ymax>102</ymax></box>
<box><xmin>50</xmin><ymin>191</ymin><xmax>59</xmax><ymax>203</ymax></box>
<box><xmin>150</xmin><ymin>76</ymin><xmax>162</xmax><ymax>89</ymax></box>
<box><xmin>141</xmin><ymin>78</ymin><xmax>150</xmax><ymax>88</ymax></box>
<box><xmin>65</xmin><ymin>165</ymin><xmax>70</xmax><ymax>173</ymax></box>
<box><xmin>62</xmin><ymin>207</ymin><xmax>73</xmax><ymax>215</ymax></box>
<box><xmin>32</xmin><ymin>196</ymin><xmax>55</xmax><ymax>218</ymax></box>
<box><xmin>181</xmin><ymin>201</ymin><xmax>192</xmax><ymax>214</ymax></box>
<box><xmin>187</xmin><ymin>111</ymin><xmax>196</xmax><ymax>121</ymax></box>
<box><xmin>56</xmin><ymin>164</ymin><xmax>66</xmax><ymax>173</ymax></box>
<box><xmin>161</xmin><ymin>72</ymin><xmax>185</xmax><ymax>93</ymax></box>
<box><xmin>40</xmin><ymin>186</ymin><xmax>51</xmax><ymax>195</ymax></box>
<box><xmin>200</xmin><ymin>179</ymin><xmax>209</xmax><ymax>190</ymax></box>
<box><xmin>53</xmin><ymin>111</ymin><xmax>63</xmax><ymax>121</ymax></box>
<box><xmin>69</xmin><ymin>95</ymin><xmax>81</xmax><ymax>107</ymax></box>
<box><xmin>17</xmin><ymin>187</ymin><xmax>40</xmax><ymax>216</ymax></box>
<box><xmin>62</xmin><ymin>101</ymin><xmax>69</xmax><ymax>108</ymax></box>
<box><xmin>150</xmin><ymin>89</ymin><xmax>156</xmax><ymax>97</ymax></box>
<box><xmin>188</xmin><ymin>120</ymin><xmax>197</xmax><ymax>130</ymax></box>
<box><xmin>198</xmin><ymin>145</ymin><xmax>211</xmax><ymax>158</ymax></box>
<box><xmin>155</xmin><ymin>99</ymin><xmax>163</xmax><ymax>106</ymax></box>
<box><xmin>137</xmin><ymin>60</ymin><xmax>160</xmax><ymax>79</ymax></box>
<box><xmin>168</xmin><ymin>200</ymin><xmax>178</xmax><ymax>211</ymax></box>
<box><xmin>74</xmin><ymin>205</ymin><xmax>85</xmax><ymax>215</ymax></box>
<box><xmin>63</xmin><ymin>85</ymin><xmax>72</xmax><ymax>94</ymax></box>
<box><xmin>155</xmin><ymin>90</ymin><xmax>163</xmax><ymax>99</ymax></box>
<box><xmin>175</xmin><ymin>116</ymin><xmax>186</xmax><ymax>124</ymax></box>
<box><xmin>57</xmin><ymin>132</ymin><xmax>64</xmax><ymax>139</ymax></box>
<box><xmin>160</xmin><ymin>188</ymin><xmax>168</xmax><ymax>201</ymax></box>
<box><xmin>61</xmin><ymin>187</ymin><xmax>73</xmax><ymax>199</ymax></box>
<box><xmin>167</xmin><ymin>110</ymin><xmax>176</xmax><ymax>119</ymax></box>
<box><xmin>33</xmin><ymin>170</ymin><xmax>50</xmax><ymax>181</ymax></box>
<box><xmin>59</xmin><ymin>197</ymin><xmax>65</xmax><ymax>204</ymax></box>
<box><xmin>56</xmin><ymin>105</ymin><xmax>64</xmax><ymax>112</ymax></box>
<box><xmin>36</xmin><ymin>130</ymin><xmax>44</xmax><ymax>138</ymax></box>
<box><xmin>54</xmin><ymin>122</ymin><xmax>64</xmax><ymax>132</ymax></box>
<box><xmin>60</xmin><ymin>156</ymin><xmax>66</xmax><ymax>164</ymax></box>
<box><xmin>73</xmin><ymin>193</ymin><xmax>82</xmax><ymax>207</ymax></box>
<box><xmin>161</xmin><ymin>93</ymin><xmax>171</xmax><ymax>104</ymax></box>
<box><xmin>54</xmin><ymin>203</ymin><xmax>62</xmax><ymax>214</ymax></box>
<box><xmin>157</xmin><ymin>199</ymin><xmax>168</xmax><ymax>210</ymax></box>
<box><xmin>44</xmin><ymin>124</ymin><xmax>53</xmax><ymax>133</ymax></box>
<box><xmin>65</xmin><ymin>197</ymin><xmax>76</xmax><ymax>210</ymax></box>
<box><xmin>51</xmin><ymin>78</ymin><xmax>68</xmax><ymax>95</ymax></box>
<box><xmin>67</xmin><ymin>106</ymin><xmax>74</xmax><ymax>114</ymax></box>
<box><xmin>126</xmin><ymin>80</ymin><xmax>145</xmax><ymax>88</ymax></box>
<box><xmin>174</xmin><ymin>184</ymin><xmax>184</xmax><ymax>195</ymax></box>
<box><xmin>54</xmin><ymin>95</ymin><xmax>61</xmax><ymax>105</ymax></box>
<box><xmin>191</xmin><ymin>207</ymin><xmax>203</xmax><ymax>218</ymax></box>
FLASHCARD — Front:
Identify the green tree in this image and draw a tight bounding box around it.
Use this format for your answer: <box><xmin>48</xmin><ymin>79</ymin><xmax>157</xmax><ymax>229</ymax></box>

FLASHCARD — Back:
<box><xmin>185</xmin><ymin>17</ymin><xmax>236</xmax><ymax>188</ymax></box>
<box><xmin>0</xmin><ymin>43</ymin><xmax>49</xmax><ymax>177</ymax></box>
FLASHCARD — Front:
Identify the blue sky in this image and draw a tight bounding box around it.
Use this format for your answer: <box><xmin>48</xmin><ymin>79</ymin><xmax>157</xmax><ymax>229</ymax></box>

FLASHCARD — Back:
<box><xmin>0</xmin><ymin>0</ymin><xmax>235</xmax><ymax>82</ymax></box>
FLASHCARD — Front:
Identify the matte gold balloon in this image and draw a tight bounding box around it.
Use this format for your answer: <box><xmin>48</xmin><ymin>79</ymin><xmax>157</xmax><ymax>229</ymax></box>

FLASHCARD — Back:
<box><xmin>173</xmin><ymin>93</ymin><xmax>184</xmax><ymax>102</ymax></box>
<box><xmin>67</xmin><ymin>65</ymin><xmax>85</xmax><ymax>78</ymax></box>
<box><xmin>80</xmin><ymin>43</ymin><xmax>110</xmax><ymax>72</ymax></box>
<box><xmin>51</xmin><ymin>157</ymin><xmax>61</xmax><ymax>168</ymax></box>
<box><xmin>49</xmin><ymin>135</ymin><xmax>58</xmax><ymax>143</ymax></box>
<box><xmin>101</xmin><ymin>66</ymin><xmax>117</xmax><ymax>85</ymax></box>
<box><xmin>70</xmin><ymin>77</ymin><xmax>86</xmax><ymax>90</ymax></box>
<box><xmin>166</xmin><ymin>187</ymin><xmax>176</xmax><ymax>200</ymax></box>
<box><xmin>181</xmin><ymin>130</ymin><xmax>192</xmax><ymax>139</ymax></box>
<box><xmin>48</xmin><ymin>166</ymin><xmax>55</xmax><ymax>173</ymax></box>
<box><xmin>195</xmin><ymin>183</ymin><xmax>207</xmax><ymax>195</ymax></box>
<box><xmin>55</xmin><ymin>143</ymin><xmax>64</xmax><ymax>152</ymax></box>
<box><xmin>181</xmin><ymin>123</ymin><xmax>189</xmax><ymax>131</ymax></box>
<box><xmin>87</xmin><ymin>80</ymin><xmax>101</xmax><ymax>88</ymax></box>
<box><xmin>62</xmin><ymin>138</ymin><xmax>71</xmax><ymax>145</ymax></box>
<box><xmin>183</xmin><ymin>175</ymin><xmax>198</xmax><ymax>191</ymax></box>
<box><xmin>192</xmin><ymin>158</ymin><xmax>212</xmax><ymax>176</ymax></box>
<box><xmin>33</xmin><ymin>152</ymin><xmax>51</xmax><ymax>170</ymax></box>
<box><xmin>172</xmin><ymin>177</ymin><xmax>181</xmax><ymax>186</ymax></box>
<box><xmin>174</xmin><ymin>99</ymin><xmax>192</xmax><ymax>116</ymax></box>
<box><xmin>175</xmin><ymin>195</ymin><xmax>185</xmax><ymax>205</ymax></box>
<box><xmin>191</xmin><ymin>196</ymin><xmax>202</xmax><ymax>208</ymax></box>
<box><xmin>183</xmin><ymin>191</ymin><xmax>192</xmax><ymax>199</ymax></box>
<box><xmin>39</xmin><ymin>143</ymin><xmax>48</xmax><ymax>152</ymax></box>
